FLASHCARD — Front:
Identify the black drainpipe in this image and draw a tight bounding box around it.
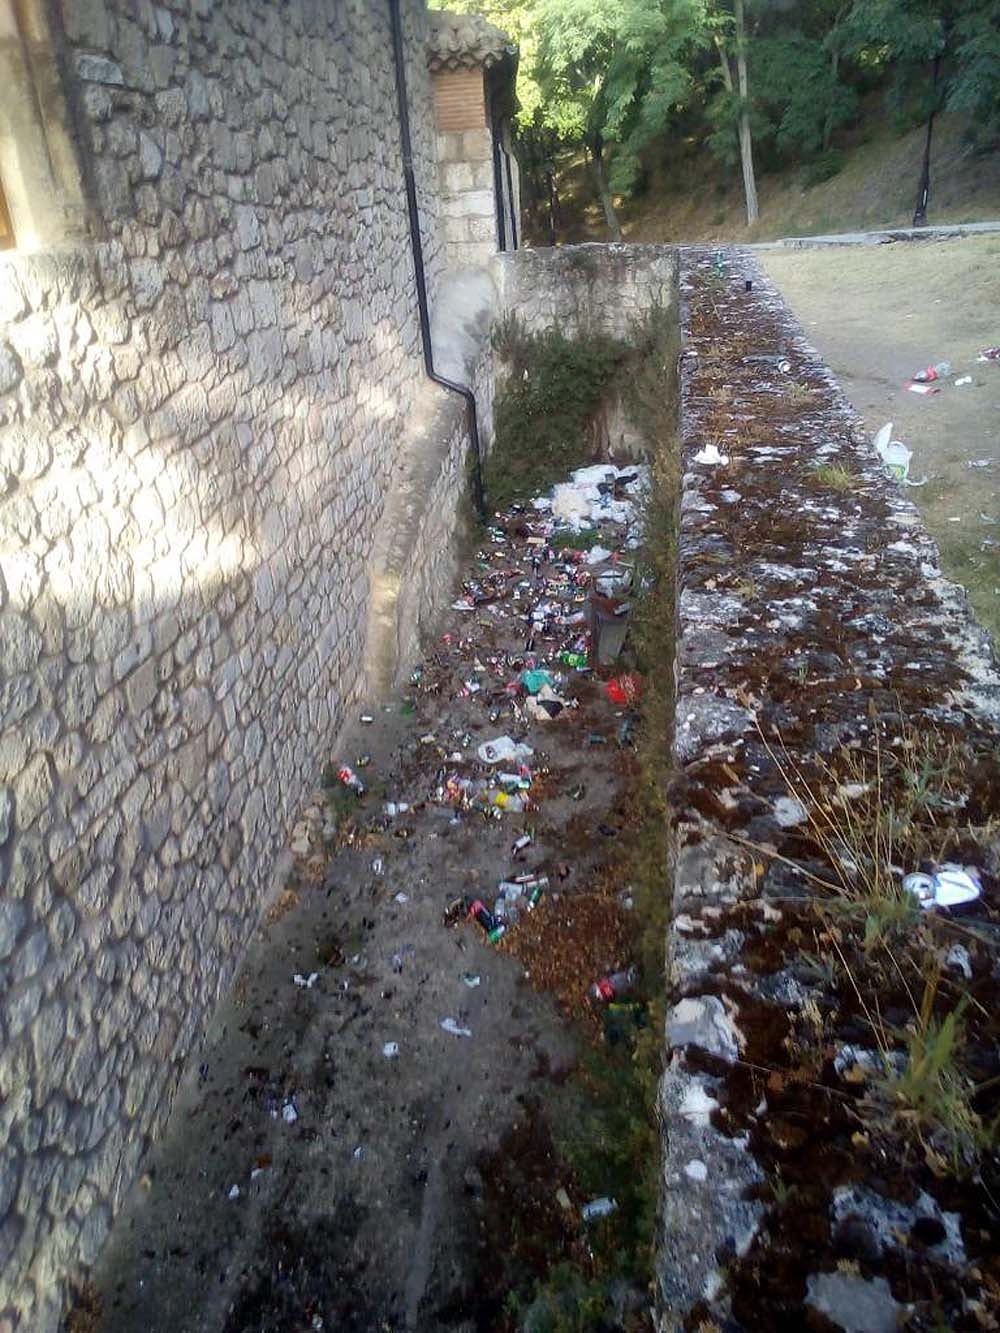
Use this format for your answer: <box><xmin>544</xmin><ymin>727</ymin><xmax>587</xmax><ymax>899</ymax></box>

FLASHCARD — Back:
<box><xmin>503</xmin><ymin>138</ymin><xmax>518</xmax><ymax>251</ymax></box>
<box><xmin>388</xmin><ymin>0</ymin><xmax>486</xmax><ymax>520</ymax></box>
<box><xmin>490</xmin><ymin>95</ymin><xmax>508</xmax><ymax>253</ymax></box>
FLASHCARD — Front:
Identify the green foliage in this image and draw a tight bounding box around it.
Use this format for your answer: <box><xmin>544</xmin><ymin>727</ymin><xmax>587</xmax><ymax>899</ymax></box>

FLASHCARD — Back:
<box><xmin>441</xmin><ymin>0</ymin><xmax>998</xmax><ymax>228</ymax></box>
<box><xmin>812</xmin><ymin>461</ymin><xmax>857</xmax><ymax>491</ymax></box>
<box><xmin>486</xmin><ymin>315</ymin><xmax>628</xmax><ymax>509</ymax></box>
<box><xmin>802</xmin><ymin>147</ymin><xmax>845</xmax><ymax>185</ymax></box>
<box><xmin>948</xmin><ymin>3</ymin><xmax>1000</xmax><ymax>146</ymax></box>
<box><xmin>877</xmin><ymin>982</ymin><xmax>993</xmax><ymax>1175</ymax></box>
<box><xmin>532</xmin><ymin>0</ymin><xmax>707</xmax><ymax>188</ymax></box>
<box><xmin>845</xmin><ymin>0</ymin><xmax>1000</xmax><ymax>142</ymax></box>
<box><xmin>753</xmin><ymin>35</ymin><xmax>859</xmax><ymax>159</ymax></box>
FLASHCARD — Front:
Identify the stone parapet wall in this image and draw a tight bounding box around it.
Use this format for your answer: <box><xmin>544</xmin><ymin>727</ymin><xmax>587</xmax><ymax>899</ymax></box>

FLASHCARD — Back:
<box><xmin>495</xmin><ymin>243</ymin><xmax>677</xmax><ymax>341</ymax></box>
<box><xmin>0</xmin><ymin>2</ymin><xmax>451</xmax><ymax>1328</ymax></box>
<box><xmin>657</xmin><ymin>249</ymin><xmax>1000</xmax><ymax>1327</ymax></box>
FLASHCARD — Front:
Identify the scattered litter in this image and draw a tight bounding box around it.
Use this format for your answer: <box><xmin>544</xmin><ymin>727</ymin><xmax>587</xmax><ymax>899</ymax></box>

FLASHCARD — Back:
<box><xmin>371</xmin><ymin>856</ymin><xmax>384</xmax><ymax>875</ymax></box>
<box><xmin>228</xmin><ymin>1184</ymin><xmax>240</xmax><ymax>1201</ymax></box>
<box><xmin>337</xmin><ymin>764</ymin><xmax>365</xmax><ymax>795</ymax></box>
<box><xmin>773</xmin><ymin>796</ymin><xmax>807</xmax><ymax>828</ymax></box>
<box><xmin>382</xmin><ymin>1041</ymin><xmax>399</xmax><ymax>1059</ymax></box>
<box><xmin>604</xmin><ymin>673</ymin><xmax>643</xmax><ymax>706</ymax></box>
<box><xmin>293</xmin><ymin>972</ymin><xmax>319</xmax><ymax>988</ymax></box>
<box><xmin>525</xmin><ymin>686</ymin><xmax>571</xmax><ymax>721</ymax></box>
<box><xmin>281</xmin><ymin>1099</ymin><xmax>299</xmax><ymax>1124</ymax></box>
<box><xmin>944</xmin><ymin>944</ymin><xmax>972</xmax><ymax>980</ymax></box>
<box><xmin>872</xmin><ymin>423</ymin><xmax>926</xmax><ymax>485</ymax></box>
<box><xmin>353</xmin><ymin>1146</ymin><xmax>365</xmax><ymax>1161</ymax></box>
<box><xmin>581</xmin><ymin>1197</ymin><xmax>618</xmax><ymax>1222</ymax></box>
<box><xmin>467</xmin><ymin>898</ymin><xmax>505</xmax><ymax>943</ymax></box>
<box><xmin>360</xmin><ymin>713</ymin><xmax>374</xmax><ymax>724</ymax></box>
<box><xmin>461</xmin><ymin>973</ymin><xmax>481</xmax><ymax>988</ymax></box>
<box><xmin>555</xmin><ymin>1187</ymin><xmax>573</xmax><ymax>1211</ymax></box>
<box><xmin>967</xmin><ymin>458</ymin><xmax>994</xmax><ymax>469</ymax></box>
<box><xmin>440</xmin><ymin>1017</ymin><xmax>472</xmax><ymax>1038</ymax></box>
<box><xmin>902</xmin><ymin>865</ymin><xmax>981</xmax><ymax>911</ymax></box>
<box><xmin>590</xmin><ymin>966</ymin><xmax>638</xmax><ymax>1003</ymax></box>
<box><xmin>978</xmin><ymin>346</ymin><xmax>999</xmax><ymax>361</ymax></box>
<box><xmin>693</xmin><ymin>443</ymin><xmax>729</xmax><ymax>465</ymax></box>
<box><xmin>584</xmin><ymin>545</ymin><xmax>614</xmax><ymax>565</ymax></box>
<box><xmin>684</xmin><ymin>1160</ymin><xmax>708</xmax><ymax>1182</ymax></box>
<box><xmin>910</xmin><ymin>360</ymin><xmax>950</xmax><ymax>383</ymax></box>
<box><xmin>394</xmin><ymin>892</ymin><xmax>409</xmax><ymax>905</ymax></box>
<box><xmin>520</xmin><ymin>668</ymin><xmax>555</xmax><ymax>695</ymax></box>
<box><xmin>835</xmin><ymin>782</ymin><xmax>870</xmax><ymax>803</ymax></box>
<box><xmin>954</xmin><ymin>375</ymin><xmax>972</xmax><ymax>387</ymax></box>
<box><xmin>477</xmin><ymin>736</ymin><xmax>534</xmax><ymax>764</ymax></box>
<box><xmin>907</xmin><ymin>383</ymin><xmax>939</xmax><ymax>396</ymax></box>
<box><xmin>872</xmin><ymin>423</ymin><xmax>907</xmax><ymax>477</ymax></box>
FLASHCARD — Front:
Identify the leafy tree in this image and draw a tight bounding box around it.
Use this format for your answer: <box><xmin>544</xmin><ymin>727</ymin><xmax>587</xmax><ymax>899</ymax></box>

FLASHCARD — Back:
<box><xmin>751</xmin><ymin>32</ymin><xmax>858</xmax><ymax>158</ymax></box>
<box><xmin>534</xmin><ymin>0</ymin><xmax>706</xmax><ymax>237</ymax></box>
<box><xmin>708</xmin><ymin>0</ymin><xmax>759</xmax><ymax>223</ymax></box>
<box><xmin>844</xmin><ymin>0</ymin><xmax>1000</xmax><ymax>223</ymax></box>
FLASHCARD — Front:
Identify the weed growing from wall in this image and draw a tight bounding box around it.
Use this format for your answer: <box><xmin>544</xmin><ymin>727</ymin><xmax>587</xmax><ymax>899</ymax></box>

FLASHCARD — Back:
<box><xmin>486</xmin><ymin>316</ymin><xmax>630</xmax><ymax>512</ymax></box>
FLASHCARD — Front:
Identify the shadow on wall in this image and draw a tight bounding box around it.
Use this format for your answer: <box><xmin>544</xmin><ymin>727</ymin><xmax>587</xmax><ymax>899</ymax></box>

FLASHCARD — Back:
<box><xmin>0</xmin><ymin>238</ymin><xmax>420</xmax><ymax>1326</ymax></box>
<box><xmin>0</xmin><ymin>0</ymin><xmax>447</xmax><ymax>1326</ymax></box>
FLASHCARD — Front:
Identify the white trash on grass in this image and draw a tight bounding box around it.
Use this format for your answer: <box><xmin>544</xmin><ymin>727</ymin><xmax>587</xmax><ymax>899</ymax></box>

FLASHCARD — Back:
<box><xmin>440</xmin><ymin>1017</ymin><xmax>472</xmax><ymax>1037</ymax></box>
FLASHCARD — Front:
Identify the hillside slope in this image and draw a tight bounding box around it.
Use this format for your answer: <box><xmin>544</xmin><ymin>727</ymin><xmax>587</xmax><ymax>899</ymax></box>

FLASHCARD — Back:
<box><xmin>537</xmin><ymin>114</ymin><xmax>1000</xmax><ymax>245</ymax></box>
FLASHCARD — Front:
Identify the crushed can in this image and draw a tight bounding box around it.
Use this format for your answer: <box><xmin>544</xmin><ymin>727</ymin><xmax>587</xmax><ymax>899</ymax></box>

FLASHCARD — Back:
<box><xmin>467</xmin><ymin>898</ymin><xmax>506</xmax><ymax>943</ymax></box>
<box><xmin>590</xmin><ymin>966</ymin><xmax>638</xmax><ymax>1003</ymax></box>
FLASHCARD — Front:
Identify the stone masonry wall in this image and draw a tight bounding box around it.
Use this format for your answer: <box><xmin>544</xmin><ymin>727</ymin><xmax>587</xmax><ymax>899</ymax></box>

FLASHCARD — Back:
<box><xmin>494</xmin><ymin>243</ymin><xmax>677</xmax><ymax>341</ymax></box>
<box><xmin>0</xmin><ymin>2</ymin><xmax>452</xmax><ymax>1328</ymax></box>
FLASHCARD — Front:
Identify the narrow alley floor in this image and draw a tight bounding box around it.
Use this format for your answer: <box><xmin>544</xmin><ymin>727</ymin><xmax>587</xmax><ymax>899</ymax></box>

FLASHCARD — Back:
<box><xmin>91</xmin><ymin>465</ymin><xmax>658</xmax><ymax>1332</ymax></box>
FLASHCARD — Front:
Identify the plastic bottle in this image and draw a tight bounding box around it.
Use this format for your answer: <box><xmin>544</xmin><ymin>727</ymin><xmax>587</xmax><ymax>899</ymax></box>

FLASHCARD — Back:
<box><xmin>559</xmin><ymin>651</ymin><xmax>588</xmax><ymax>668</ymax></box>
<box><xmin>581</xmin><ymin>1196</ymin><xmax>618</xmax><ymax>1221</ymax></box>
<box><xmin>912</xmin><ymin>361</ymin><xmax>952</xmax><ymax>383</ymax></box>
<box><xmin>590</xmin><ymin>966</ymin><xmax>638</xmax><ymax>1003</ymax></box>
<box><xmin>338</xmin><ymin>765</ymin><xmax>365</xmax><ymax>796</ymax></box>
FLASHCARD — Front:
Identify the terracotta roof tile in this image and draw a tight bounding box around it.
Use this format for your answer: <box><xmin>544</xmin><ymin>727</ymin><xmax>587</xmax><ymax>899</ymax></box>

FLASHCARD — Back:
<box><xmin>427</xmin><ymin>10</ymin><xmax>515</xmax><ymax>71</ymax></box>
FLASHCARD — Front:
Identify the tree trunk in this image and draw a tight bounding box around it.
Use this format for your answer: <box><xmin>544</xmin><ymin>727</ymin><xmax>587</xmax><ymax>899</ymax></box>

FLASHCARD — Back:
<box><xmin>823</xmin><ymin>48</ymin><xmax>839</xmax><ymax>150</ymax></box>
<box><xmin>715</xmin><ymin>23</ymin><xmax>758</xmax><ymax>227</ymax></box>
<box><xmin>912</xmin><ymin>55</ymin><xmax>941</xmax><ymax>227</ymax></box>
<box><xmin>545</xmin><ymin>163</ymin><xmax>558</xmax><ymax>246</ymax></box>
<box><xmin>733</xmin><ymin>0</ymin><xmax>759</xmax><ymax>225</ymax></box>
<box><xmin>589</xmin><ymin>143</ymin><xmax>622</xmax><ymax>241</ymax></box>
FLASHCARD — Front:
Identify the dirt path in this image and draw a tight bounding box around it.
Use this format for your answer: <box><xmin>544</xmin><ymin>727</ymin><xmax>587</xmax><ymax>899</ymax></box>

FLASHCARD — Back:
<box><xmin>91</xmin><ymin>470</ymin><xmax>654</xmax><ymax>1332</ymax></box>
<box><xmin>758</xmin><ymin>235</ymin><xmax>1000</xmax><ymax>646</ymax></box>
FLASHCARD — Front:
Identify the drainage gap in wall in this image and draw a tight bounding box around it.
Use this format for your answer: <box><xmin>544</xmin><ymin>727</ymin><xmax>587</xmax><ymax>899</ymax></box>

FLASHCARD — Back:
<box><xmin>461</xmin><ymin>310</ymin><xmax>681</xmax><ymax>1331</ymax></box>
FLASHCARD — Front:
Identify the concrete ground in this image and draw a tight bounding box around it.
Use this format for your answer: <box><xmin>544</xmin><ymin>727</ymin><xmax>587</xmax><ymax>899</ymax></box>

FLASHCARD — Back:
<box><xmin>759</xmin><ymin>234</ymin><xmax>1000</xmax><ymax>646</ymax></box>
<box><xmin>89</xmin><ymin>475</ymin><xmax>649</xmax><ymax>1332</ymax></box>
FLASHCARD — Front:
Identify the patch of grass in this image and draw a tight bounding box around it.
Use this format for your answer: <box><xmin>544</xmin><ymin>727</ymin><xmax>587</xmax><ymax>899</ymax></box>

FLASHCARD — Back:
<box><xmin>745</xmin><ymin>712</ymin><xmax>998</xmax><ymax>1177</ymax></box>
<box><xmin>872</xmin><ymin>972</ymin><xmax>991</xmax><ymax>1176</ymax></box>
<box><xmin>801</xmin><ymin>149</ymin><xmax>845</xmax><ymax>188</ymax></box>
<box><xmin>812</xmin><ymin>461</ymin><xmax>857</xmax><ymax>491</ymax></box>
<box><xmin>487</xmin><ymin>315</ymin><xmax>630</xmax><ymax>511</ymax></box>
